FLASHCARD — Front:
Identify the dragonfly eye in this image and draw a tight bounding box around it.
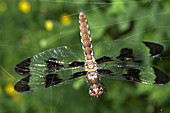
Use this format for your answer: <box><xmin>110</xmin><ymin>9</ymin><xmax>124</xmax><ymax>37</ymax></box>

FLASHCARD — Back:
<box><xmin>89</xmin><ymin>84</ymin><xmax>104</xmax><ymax>97</ymax></box>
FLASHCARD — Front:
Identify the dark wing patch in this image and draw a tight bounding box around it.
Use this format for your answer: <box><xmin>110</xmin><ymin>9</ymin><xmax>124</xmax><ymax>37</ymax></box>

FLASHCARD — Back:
<box><xmin>98</xmin><ymin>69</ymin><xmax>114</xmax><ymax>76</ymax></box>
<box><xmin>116</xmin><ymin>48</ymin><xmax>135</xmax><ymax>61</ymax></box>
<box><xmin>143</xmin><ymin>42</ymin><xmax>163</xmax><ymax>58</ymax></box>
<box><xmin>96</xmin><ymin>56</ymin><xmax>113</xmax><ymax>64</ymax></box>
<box><xmin>69</xmin><ymin>61</ymin><xmax>84</xmax><ymax>68</ymax></box>
<box><xmin>44</xmin><ymin>74</ymin><xmax>63</xmax><ymax>88</ymax></box>
<box><xmin>14</xmin><ymin>75</ymin><xmax>33</xmax><ymax>93</ymax></box>
<box><xmin>45</xmin><ymin>58</ymin><xmax>64</xmax><ymax>73</ymax></box>
<box><xmin>98</xmin><ymin>68</ymin><xmax>141</xmax><ymax>82</ymax></box>
<box><xmin>122</xmin><ymin>68</ymin><xmax>141</xmax><ymax>82</ymax></box>
<box><xmin>69</xmin><ymin>71</ymin><xmax>87</xmax><ymax>79</ymax></box>
<box><xmin>14</xmin><ymin>57</ymin><xmax>32</xmax><ymax>76</ymax></box>
<box><xmin>153</xmin><ymin>67</ymin><xmax>170</xmax><ymax>85</ymax></box>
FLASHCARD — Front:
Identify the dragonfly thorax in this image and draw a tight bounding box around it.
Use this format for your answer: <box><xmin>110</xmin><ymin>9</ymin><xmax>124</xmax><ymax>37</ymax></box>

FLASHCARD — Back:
<box><xmin>86</xmin><ymin>71</ymin><xmax>99</xmax><ymax>84</ymax></box>
<box><xmin>84</xmin><ymin>61</ymin><xmax>97</xmax><ymax>72</ymax></box>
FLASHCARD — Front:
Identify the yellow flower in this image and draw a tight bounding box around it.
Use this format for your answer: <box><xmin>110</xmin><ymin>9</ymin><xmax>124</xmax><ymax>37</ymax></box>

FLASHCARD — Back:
<box><xmin>0</xmin><ymin>2</ymin><xmax>7</xmax><ymax>12</ymax></box>
<box><xmin>60</xmin><ymin>13</ymin><xmax>71</xmax><ymax>25</ymax></box>
<box><xmin>18</xmin><ymin>0</ymin><xmax>30</xmax><ymax>13</ymax></box>
<box><xmin>5</xmin><ymin>83</ymin><xmax>16</xmax><ymax>96</ymax></box>
<box><xmin>44</xmin><ymin>20</ymin><xmax>53</xmax><ymax>31</ymax></box>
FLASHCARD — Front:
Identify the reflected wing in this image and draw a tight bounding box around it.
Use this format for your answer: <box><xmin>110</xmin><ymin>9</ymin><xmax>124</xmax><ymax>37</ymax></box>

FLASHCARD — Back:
<box><xmin>94</xmin><ymin>40</ymin><xmax>163</xmax><ymax>63</ymax></box>
<box><xmin>14</xmin><ymin>46</ymin><xmax>86</xmax><ymax>93</ymax></box>
<box><xmin>98</xmin><ymin>61</ymin><xmax>169</xmax><ymax>85</ymax></box>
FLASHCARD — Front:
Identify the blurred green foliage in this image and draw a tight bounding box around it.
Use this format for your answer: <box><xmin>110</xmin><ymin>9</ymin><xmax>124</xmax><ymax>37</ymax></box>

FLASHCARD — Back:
<box><xmin>0</xmin><ymin>0</ymin><xmax>170</xmax><ymax>113</ymax></box>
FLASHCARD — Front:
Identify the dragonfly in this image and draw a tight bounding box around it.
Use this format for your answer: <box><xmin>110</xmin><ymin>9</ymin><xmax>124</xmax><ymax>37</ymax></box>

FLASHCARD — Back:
<box><xmin>14</xmin><ymin>12</ymin><xmax>170</xmax><ymax>97</ymax></box>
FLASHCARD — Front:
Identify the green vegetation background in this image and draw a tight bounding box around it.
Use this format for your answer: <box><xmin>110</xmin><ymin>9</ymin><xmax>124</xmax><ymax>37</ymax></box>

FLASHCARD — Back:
<box><xmin>0</xmin><ymin>0</ymin><xmax>170</xmax><ymax>113</ymax></box>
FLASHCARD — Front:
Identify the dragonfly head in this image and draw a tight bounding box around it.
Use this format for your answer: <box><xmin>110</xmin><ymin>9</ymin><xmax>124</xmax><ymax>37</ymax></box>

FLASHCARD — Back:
<box><xmin>89</xmin><ymin>83</ymin><xmax>105</xmax><ymax>97</ymax></box>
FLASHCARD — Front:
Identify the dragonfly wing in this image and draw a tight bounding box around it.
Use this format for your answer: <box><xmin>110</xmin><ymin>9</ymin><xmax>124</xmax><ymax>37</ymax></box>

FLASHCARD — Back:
<box><xmin>14</xmin><ymin>70</ymin><xmax>86</xmax><ymax>93</ymax></box>
<box><xmin>94</xmin><ymin>40</ymin><xmax>163</xmax><ymax>63</ymax></box>
<box><xmin>98</xmin><ymin>61</ymin><xmax>170</xmax><ymax>85</ymax></box>
<box><xmin>14</xmin><ymin>46</ymin><xmax>86</xmax><ymax>93</ymax></box>
<box><xmin>15</xmin><ymin>46</ymin><xmax>85</xmax><ymax>76</ymax></box>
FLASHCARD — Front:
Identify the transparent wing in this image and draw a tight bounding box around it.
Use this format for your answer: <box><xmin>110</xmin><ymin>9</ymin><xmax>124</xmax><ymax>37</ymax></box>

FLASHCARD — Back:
<box><xmin>15</xmin><ymin>46</ymin><xmax>85</xmax><ymax>76</ymax></box>
<box><xmin>14</xmin><ymin>46</ymin><xmax>86</xmax><ymax>93</ymax></box>
<box><xmin>98</xmin><ymin>61</ymin><xmax>170</xmax><ymax>85</ymax></box>
<box><xmin>94</xmin><ymin>40</ymin><xmax>163</xmax><ymax>63</ymax></box>
<box><xmin>14</xmin><ymin>69</ymin><xmax>86</xmax><ymax>93</ymax></box>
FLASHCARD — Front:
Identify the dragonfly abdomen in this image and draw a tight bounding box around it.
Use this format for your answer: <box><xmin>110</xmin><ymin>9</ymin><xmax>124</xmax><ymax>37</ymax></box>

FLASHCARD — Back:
<box><xmin>79</xmin><ymin>12</ymin><xmax>95</xmax><ymax>62</ymax></box>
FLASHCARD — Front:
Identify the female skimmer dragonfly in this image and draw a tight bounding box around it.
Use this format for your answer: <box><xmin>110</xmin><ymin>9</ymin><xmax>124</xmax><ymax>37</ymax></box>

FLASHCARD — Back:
<box><xmin>14</xmin><ymin>12</ymin><xmax>170</xmax><ymax>97</ymax></box>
